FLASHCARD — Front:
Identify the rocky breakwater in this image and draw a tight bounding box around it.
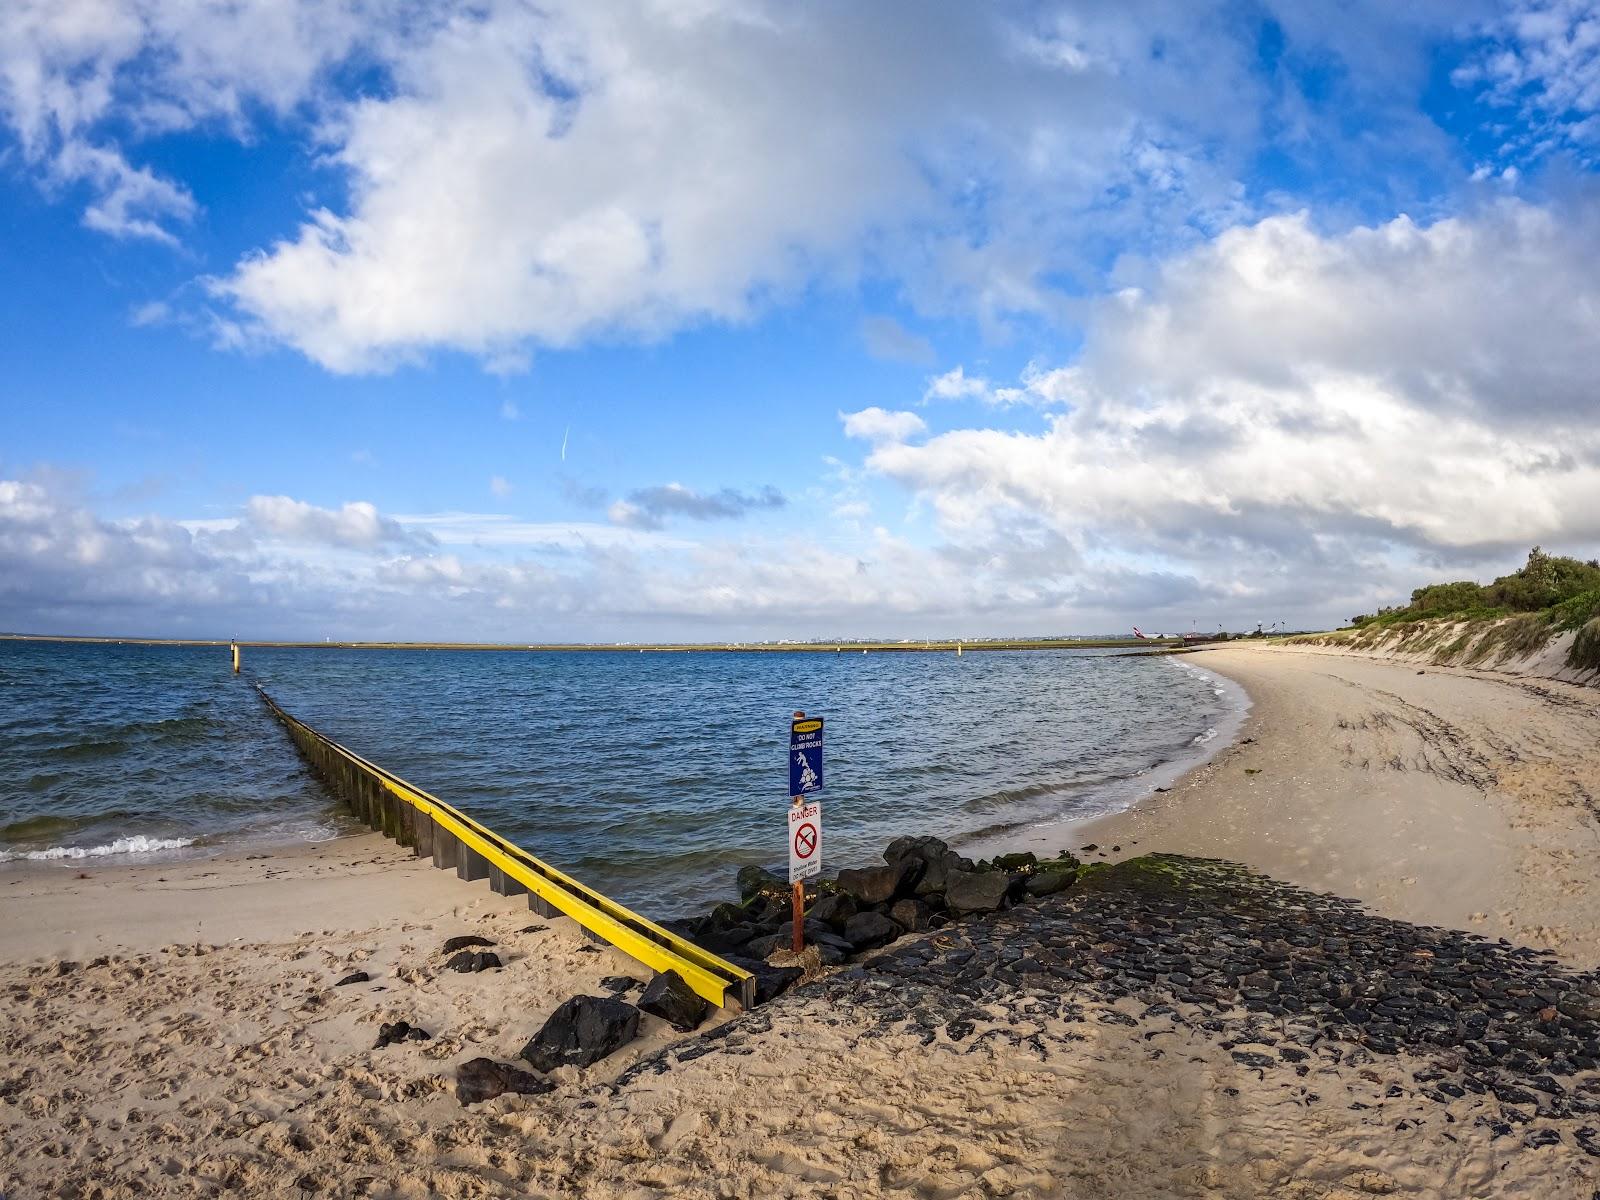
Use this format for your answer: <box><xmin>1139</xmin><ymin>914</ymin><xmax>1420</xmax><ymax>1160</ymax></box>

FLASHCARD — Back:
<box><xmin>663</xmin><ymin>836</ymin><xmax>1082</xmax><ymax>1002</ymax></box>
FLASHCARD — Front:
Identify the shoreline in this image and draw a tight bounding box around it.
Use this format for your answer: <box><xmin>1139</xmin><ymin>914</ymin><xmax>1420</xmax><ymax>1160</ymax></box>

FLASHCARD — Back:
<box><xmin>7</xmin><ymin>645</ymin><xmax>1600</xmax><ymax>1194</ymax></box>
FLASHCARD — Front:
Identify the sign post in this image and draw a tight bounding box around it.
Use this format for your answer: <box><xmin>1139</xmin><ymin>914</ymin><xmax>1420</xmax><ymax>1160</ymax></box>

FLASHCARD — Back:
<box><xmin>788</xmin><ymin>711</ymin><xmax>824</xmax><ymax>952</ymax></box>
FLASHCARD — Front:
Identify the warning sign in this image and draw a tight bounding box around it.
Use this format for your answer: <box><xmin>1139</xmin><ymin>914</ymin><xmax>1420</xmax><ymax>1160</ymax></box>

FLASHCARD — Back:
<box><xmin>788</xmin><ymin>800</ymin><xmax>821</xmax><ymax>883</ymax></box>
<box><xmin>789</xmin><ymin>715</ymin><xmax>824</xmax><ymax>796</ymax></box>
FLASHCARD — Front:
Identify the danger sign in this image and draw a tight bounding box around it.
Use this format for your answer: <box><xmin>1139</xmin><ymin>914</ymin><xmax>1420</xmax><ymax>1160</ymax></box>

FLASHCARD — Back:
<box><xmin>788</xmin><ymin>800</ymin><xmax>821</xmax><ymax>883</ymax></box>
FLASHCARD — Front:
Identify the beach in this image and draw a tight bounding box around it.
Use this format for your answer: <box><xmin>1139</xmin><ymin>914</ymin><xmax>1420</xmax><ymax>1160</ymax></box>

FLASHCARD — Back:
<box><xmin>4</xmin><ymin>645</ymin><xmax>1600</xmax><ymax>1197</ymax></box>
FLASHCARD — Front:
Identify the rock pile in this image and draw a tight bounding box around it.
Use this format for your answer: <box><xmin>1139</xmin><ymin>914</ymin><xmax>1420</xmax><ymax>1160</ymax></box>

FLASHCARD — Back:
<box><xmin>666</xmin><ymin>836</ymin><xmax>1081</xmax><ymax>1001</ymax></box>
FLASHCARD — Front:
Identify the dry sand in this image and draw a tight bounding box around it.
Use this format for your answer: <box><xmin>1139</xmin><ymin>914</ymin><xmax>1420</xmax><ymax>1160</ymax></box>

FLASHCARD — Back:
<box><xmin>4</xmin><ymin>644</ymin><xmax>1600</xmax><ymax>1198</ymax></box>
<box><xmin>1058</xmin><ymin>644</ymin><xmax>1600</xmax><ymax>968</ymax></box>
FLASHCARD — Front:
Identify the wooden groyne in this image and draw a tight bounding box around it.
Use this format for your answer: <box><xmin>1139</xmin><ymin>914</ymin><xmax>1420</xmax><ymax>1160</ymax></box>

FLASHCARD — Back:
<box><xmin>254</xmin><ymin>685</ymin><xmax>755</xmax><ymax>1010</ymax></box>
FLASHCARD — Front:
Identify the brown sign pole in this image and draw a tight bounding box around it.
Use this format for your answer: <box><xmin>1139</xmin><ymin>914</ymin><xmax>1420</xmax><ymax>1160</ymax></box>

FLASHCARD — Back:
<box><xmin>790</xmin><ymin>793</ymin><xmax>805</xmax><ymax>953</ymax></box>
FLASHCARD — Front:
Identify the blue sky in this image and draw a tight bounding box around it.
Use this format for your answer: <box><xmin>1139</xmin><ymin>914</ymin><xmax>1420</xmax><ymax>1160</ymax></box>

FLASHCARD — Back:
<box><xmin>2</xmin><ymin>1</ymin><xmax>1599</xmax><ymax>640</ymax></box>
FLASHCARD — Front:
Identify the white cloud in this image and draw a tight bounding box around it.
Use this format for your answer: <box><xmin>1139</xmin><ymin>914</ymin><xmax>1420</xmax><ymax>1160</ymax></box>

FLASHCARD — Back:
<box><xmin>1457</xmin><ymin>1</ymin><xmax>1600</xmax><ymax>157</ymax></box>
<box><xmin>243</xmin><ymin>495</ymin><xmax>423</xmax><ymax>549</ymax></box>
<box><xmin>489</xmin><ymin>474</ymin><xmax>513</xmax><ymax>498</ymax></box>
<box><xmin>3</xmin><ymin>2</ymin><xmax>1302</xmax><ymax>371</ymax></box>
<box><xmin>865</xmin><ymin>202</ymin><xmax>1600</xmax><ymax>593</ymax></box>
<box><xmin>0</xmin><ymin>0</ymin><xmax>367</xmax><ymax>240</ymax></box>
<box><xmin>499</xmin><ymin>399</ymin><xmax>520</xmax><ymax>421</ymax></box>
<box><xmin>839</xmin><ymin>407</ymin><xmax>927</xmax><ymax>444</ymax></box>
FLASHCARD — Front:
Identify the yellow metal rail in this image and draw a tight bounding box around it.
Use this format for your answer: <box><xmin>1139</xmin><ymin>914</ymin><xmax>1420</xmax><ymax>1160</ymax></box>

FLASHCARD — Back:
<box><xmin>255</xmin><ymin>685</ymin><xmax>754</xmax><ymax>1010</ymax></box>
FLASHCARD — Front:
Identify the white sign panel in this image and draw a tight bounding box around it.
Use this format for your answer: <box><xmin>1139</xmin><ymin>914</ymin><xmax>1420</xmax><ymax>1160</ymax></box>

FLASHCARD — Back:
<box><xmin>788</xmin><ymin>800</ymin><xmax>821</xmax><ymax>883</ymax></box>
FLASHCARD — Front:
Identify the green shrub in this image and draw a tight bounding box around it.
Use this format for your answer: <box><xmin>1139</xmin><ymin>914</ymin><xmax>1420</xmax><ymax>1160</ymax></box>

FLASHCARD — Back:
<box><xmin>1482</xmin><ymin>547</ymin><xmax>1600</xmax><ymax>612</ymax></box>
<box><xmin>1570</xmin><ymin>617</ymin><xmax>1600</xmax><ymax>673</ymax></box>
<box><xmin>1410</xmin><ymin>580</ymin><xmax>1487</xmax><ymax>613</ymax></box>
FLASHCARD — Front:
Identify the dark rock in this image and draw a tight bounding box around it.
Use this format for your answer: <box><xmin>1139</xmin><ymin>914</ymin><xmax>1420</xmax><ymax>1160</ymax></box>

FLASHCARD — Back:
<box><xmin>456</xmin><ymin>1057</ymin><xmax>553</xmax><ymax>1105</ymax></box>
<box><xmin>1024</xmin><ymin>868</ymin><xmax>1076</xmax><ymax>898</ymax></box>
<box><xmin>944</xmin><ymin>869</ymin><xmax>1010</xmax><ymax>915</ymax></box>
<box><xmin>736</xmin><ymin>864</ymin><xmax>785</xmax><ymax>901</ymax></box>
<box><xmin>888</xmin><ymin>898</ymin><xmax>932</xmax><ymax>932</ymax></box>
<box><xmin>521</xmin><ymin>995</ymin><xmax>640</xmax><ymax>1072</ymax></box>
<box><xmin>884</xmin><ymin>834</ymin><xmax>950</xmax><ymax>865</ymax></box>
<box><xmin>637</xmin><ymin>970</ymin><xmax>710</xmax><ymax>1032</ymax></box>
<box><xmin>335</xmin><ymin>971</ymin><xmax>370</xmax><ymax>987</ymax></box>
<box><xmin>1558</xmin><ymin>990</ymin><xmax>1600</xmax><ymax>1021</ymax></box>
<box><xmin>992</xmin><ymin>851</ymin><xmax>1037</xmax><ymax>872</ymax></box>
<box><xmin>725</xmin><ymin>956</ymin><xmax>805</xmax><ymax>1003</ymax></box>
<box><xmin>374</xmin><ymin>1020</ymin><xmax>431</xmax><ymax>1048</ymax></box>
<box><xmin>600</xmin><ymin>975</ymin><xmax>639</xmax><ymax>994</ymax></box>
<box><xmin>913</xmin><ymin>849</ymin><xmax>974</xmax><ymax>898</ymax></box>
<box><xmin>441</xmin><ymin>935</ymin><xmax>496</xmax><ymax>954</ymax></box>
<box><xmin>836</xmin><ymin>858</ymin><xmax>922</xmax><ymax>906</ymax></box>
<box><xmin>806</xmin><ymin>892</ymin><xmax>858</xmax><ymax>930</ymax></box>
<box><xmin>444</xmin><ymin>950</ymin><xmax>501</xmax><ymax>973</ymax></box>
<box><xmin>843</xmin><ymin>911</ymin><xmax>903</xmax><ymax>951</ymax></box>
<box><xmin>745</xmin><ymin>933</ymin><xmax>791</xmax><ymax>959</ymax></box>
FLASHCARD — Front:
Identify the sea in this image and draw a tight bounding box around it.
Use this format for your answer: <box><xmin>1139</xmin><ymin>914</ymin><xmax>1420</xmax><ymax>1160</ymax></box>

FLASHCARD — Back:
<box><xmin>0</xmin><ymin>640</ymin><xmax>1246</xmax><ymax>916</ymax></box>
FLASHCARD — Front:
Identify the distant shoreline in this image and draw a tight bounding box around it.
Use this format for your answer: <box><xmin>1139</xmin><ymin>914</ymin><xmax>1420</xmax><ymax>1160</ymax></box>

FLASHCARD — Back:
<box><xmin>0</xmin><ymin>632</ymin><xmax>1206</xmax><ymax>653</ymax></box>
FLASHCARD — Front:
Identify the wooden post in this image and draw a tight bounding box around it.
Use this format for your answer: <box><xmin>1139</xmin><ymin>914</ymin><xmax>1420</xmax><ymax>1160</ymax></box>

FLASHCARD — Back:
<box><xmin>230</xmin><ymin>642</ymin><xmax>240</xmax><ymax>673</ymax></box>
<box><xmin>791</xmin><ymin>782</ymin><xmax>805</xmax><ymax>954</ymax></box>
<box><xmin>792</xmin><ymin>875</ymin><xmax>804</xmax><ymax>953</ymax></box>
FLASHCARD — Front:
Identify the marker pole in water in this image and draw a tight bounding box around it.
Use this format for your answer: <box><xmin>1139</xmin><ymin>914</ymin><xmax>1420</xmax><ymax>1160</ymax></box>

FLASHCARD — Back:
<box><xmin>231</xmin><ymin>641</ymin><xmax>240</xmax><ymax>673</ymax></box>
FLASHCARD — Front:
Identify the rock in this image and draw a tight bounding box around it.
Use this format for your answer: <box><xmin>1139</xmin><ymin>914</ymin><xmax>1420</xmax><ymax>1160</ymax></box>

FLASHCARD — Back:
<box><xmin>1557</xmin><ymin>990</ymin><xmax>1600</xmax><ymax>1021</ymax></box>
<box><xmin>374</xmin><ymin>1020</ymin><xmax>431</xmax><ymax>1048</ymax></box>
<box><xmin>444</xmin><ymin>950</ymin><xmax>501</xmax><ymax>973</ymax></box>
<box><xmin>456</xmin><ymin>1057</ymin><xmax>553</xmax><ymax>1105</ymax></box>
<box><xmin>884</xmin><ymin>835</ymin><xmax>950</xmax><ymax>866</ymax></box>
<box><xmin>725</xmin><ymin>956</ymin><xmax>805</xmax><ymax>1003</ymax></box>
<box><xmin>915</xmin><ymin>849</ymin><xmax>977</xmax><ymax>899</ymax></box>
<box><xmin>335</xmin><ymin>970</ymin><xmax>370</xmax><ymax>986</ymax></box>
<box><xmin>888</xmin><ymin>898</ymin><xmax>932</xmax><ymax>932</ymax></box>
<box><xmin>806</xmin><ymin>892</ymin><xmax>858</xmax><ymax>930</ymax></box>
<box><xmin>441</xmin><ymin>935</ymin><xmax>496</xmax><ymax>954</ymax></box>
<box><xmin>637</xmin><ymin>970</ymin><xmax>710</xmax><ymax>1032</ymax></box>
<box><xmin>745</xmin><ymin>933</ymin><xmax>790</xmax><ymax>959</ymax></box>
<box><xmin>843</xmin><ymin>911</ymin><xmax>902</xmax><ymax>951</ymax></box>
<box><xmin>600</xmin><ymin>976</ymin><xmax>639</xmax><ymax>994</ymax></box>
<box><xmin>835</xmin><ymin>858</ymin><xmax>922</xmax><ymax>906</ymax></box>
<box><xmin>1024</xmin><ymin>868</ymin><xmax>1077</xmax><ymax>898</ymax></box>
<box><xmin>944</xmin><ymin>869</ymin><xmax>1010</xmax><ymax>915</ymax></box>
<box><xmin>992</xmin><ymin>851</ymin><xmax>1037</xmax><ymax>872</ymax></box>
<box><xmin>736</xmin><ymin>864</ymin><xmax>786</xmax><ymax>901</ymax></box>
<box><xmin>520</xmin><ymin>996</ymin><xmax>641</xmax><ymax>1072</ymax></box>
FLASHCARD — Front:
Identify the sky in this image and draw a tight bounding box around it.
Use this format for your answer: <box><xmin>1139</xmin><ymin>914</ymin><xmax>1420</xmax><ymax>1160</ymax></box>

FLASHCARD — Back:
<box><xmin>2</xmin><ymin>0</ymin><xmax>1600</xmax><ymax>642</ymax></box>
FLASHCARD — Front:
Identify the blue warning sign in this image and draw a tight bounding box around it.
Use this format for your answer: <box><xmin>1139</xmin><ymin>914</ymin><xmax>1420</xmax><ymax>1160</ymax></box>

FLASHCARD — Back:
<box><xmin>789</xmin><ymin>715</ymin><xmax>824</xmax><ymax>796</ymax></box>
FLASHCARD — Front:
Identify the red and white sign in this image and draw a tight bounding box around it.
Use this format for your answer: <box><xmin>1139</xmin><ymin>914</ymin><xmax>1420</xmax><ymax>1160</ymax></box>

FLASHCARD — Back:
<box><xmin>788</xmin><ymin>800</ymin><xmax>821</xmax><ymax>883</ymax></box>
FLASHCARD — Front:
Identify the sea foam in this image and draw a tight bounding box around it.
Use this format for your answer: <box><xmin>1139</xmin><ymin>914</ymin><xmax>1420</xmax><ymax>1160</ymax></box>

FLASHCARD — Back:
<box><xmin>0</xmin><ymin>834</ymin><xmax>196</xmax><ymax>862</ymax></box>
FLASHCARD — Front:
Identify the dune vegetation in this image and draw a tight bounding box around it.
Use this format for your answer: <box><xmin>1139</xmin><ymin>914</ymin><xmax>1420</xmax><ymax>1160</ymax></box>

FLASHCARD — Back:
<box><xmin>1303</xmin><ymin>548</ymin><xmax>1600</xmax><ymax>673</ymax></box>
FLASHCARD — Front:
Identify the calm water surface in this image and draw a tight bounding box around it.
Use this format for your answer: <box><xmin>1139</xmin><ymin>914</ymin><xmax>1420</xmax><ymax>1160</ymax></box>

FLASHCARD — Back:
<box><xmin>0</xmin><ymin>642</ymin><xmax>1243</xmax><ymax>914</ymax></box>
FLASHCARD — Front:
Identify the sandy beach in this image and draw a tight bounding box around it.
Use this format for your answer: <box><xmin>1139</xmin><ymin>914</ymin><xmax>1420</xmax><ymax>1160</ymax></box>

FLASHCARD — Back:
<box><xmin>1065</xmin><ymin>644</ymin><xmax>1600</xmax><ymax>968</ymax></box>
<box><xmin>4</xmin><ymin>645</ymin><xmax>1600</xmax><ymax>1198</ymax></box>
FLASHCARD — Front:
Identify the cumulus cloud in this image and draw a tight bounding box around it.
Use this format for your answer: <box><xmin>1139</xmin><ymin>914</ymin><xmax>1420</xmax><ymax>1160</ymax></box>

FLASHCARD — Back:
<box><xmin>865</xmin><ymin>202</ymin><xmax>1600</xmax><ymax>597</ymax></box>
<box><xmin>0</xmin><ymin>0</ymin><xmax>367</xmax><ymax>239</ymax></box>
<box><xmin>243</xmin><ymin>495</ymin><xmax>425</xmax><ymax>549</ymax></box>
<box><xmin>840</xmin><ymin>407</ymin><xmax>927</xmax><ymax>444</ymax></box>
<box><xmin>608</xmin><ymin>484</ymin><xmax>785</xmax><ymax>532</ymax></box>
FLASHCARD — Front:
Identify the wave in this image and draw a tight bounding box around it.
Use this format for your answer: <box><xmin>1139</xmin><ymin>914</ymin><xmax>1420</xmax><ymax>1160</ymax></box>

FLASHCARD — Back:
<box><xmin>0</xmin><ymin>834</ymin><xmax>196</xmax><ymax>862</ymax></box>
<box><xmin>1191</xmin><ymin>726</ymin><xmax>1219</xmax><ymax>745</ymax></box>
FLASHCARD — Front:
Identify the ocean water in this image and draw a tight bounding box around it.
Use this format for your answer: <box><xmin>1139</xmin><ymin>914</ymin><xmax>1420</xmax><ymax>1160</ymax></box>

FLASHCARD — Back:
<box><xmin>0</xmin><ymin>641</ymin><xmax>1244</xmax><ymax>915</ymax></box>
